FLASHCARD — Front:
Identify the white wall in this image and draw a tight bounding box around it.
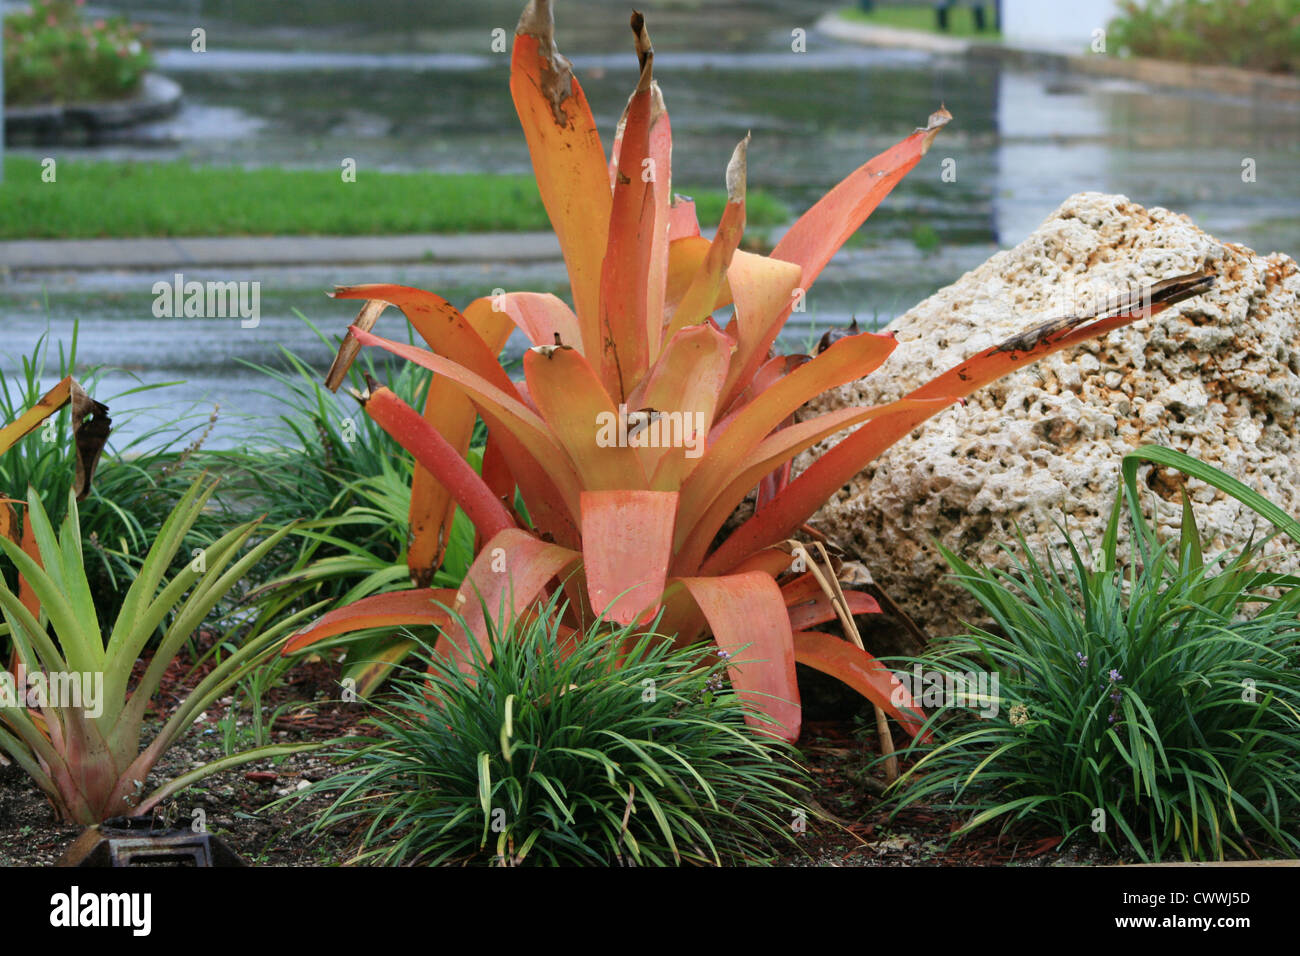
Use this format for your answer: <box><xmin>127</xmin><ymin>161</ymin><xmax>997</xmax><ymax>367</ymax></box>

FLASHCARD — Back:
<box><xmin>993</xmin><ymin>71</ymin><xmax>1109</xmax><ymax>246</ymax></box>
<box><xmin>1001</xmin><ymin>0</ymin><xmax>1122</xmax><ymax>51</ymax></box>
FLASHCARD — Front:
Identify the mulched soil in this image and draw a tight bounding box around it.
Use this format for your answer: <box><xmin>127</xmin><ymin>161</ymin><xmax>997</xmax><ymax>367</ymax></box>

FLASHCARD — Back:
<box><xmin>0</xmin><ymin>635</ymin><xmax>363</xmax><ymax>866</ymax></box>
<box><xmin>0</xmin><ymin>634</ymin><xmax>1123</xmax><ymax>867</ymax></box>
<box><xmin>784</xmin><ymin>719</ymin><xmax>1122</xmax><ymax>866</ymax></box>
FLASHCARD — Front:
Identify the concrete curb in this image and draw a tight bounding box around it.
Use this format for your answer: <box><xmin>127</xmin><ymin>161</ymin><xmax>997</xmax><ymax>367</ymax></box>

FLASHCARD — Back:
<box><xmin>0</xmin><ymin>231</ymin><xmax>564</xmax><ymax>272</ymax></box>
<box><xmin>816</xmin><ymin>12</ymin><xmax>1300</xmax><ymax>104</ymax></box>
<box><xmin>816</xmin><ymin>13</ymin><xmax>972</xmax><ymax>55</ymax></box>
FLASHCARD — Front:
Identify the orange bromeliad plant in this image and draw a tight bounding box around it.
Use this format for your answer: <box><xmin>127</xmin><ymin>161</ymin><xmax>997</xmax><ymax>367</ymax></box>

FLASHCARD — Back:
<box><xmin>285</xmin><ymin>0</ymin><xmax>1214</xmax><ymax>742</ymax></box>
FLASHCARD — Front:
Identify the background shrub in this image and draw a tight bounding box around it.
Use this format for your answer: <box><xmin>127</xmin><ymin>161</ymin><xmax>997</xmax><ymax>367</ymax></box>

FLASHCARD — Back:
<box><xmin>3</xmin><ymin>0</ymin><xmax>153</xmax><ymax>107</ymax></box>
<box><xmin>1110</xmin><ymin>0</ymin><xmax>1300</xmax><ymax>74</ymax></box>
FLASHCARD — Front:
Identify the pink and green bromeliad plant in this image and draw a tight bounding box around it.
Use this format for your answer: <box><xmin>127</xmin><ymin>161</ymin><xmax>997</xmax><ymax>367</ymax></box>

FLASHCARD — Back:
<box><xmin>283</xmin><ymin>0</ymin><xmax>1214</xmax><ymax>743</ymax></box>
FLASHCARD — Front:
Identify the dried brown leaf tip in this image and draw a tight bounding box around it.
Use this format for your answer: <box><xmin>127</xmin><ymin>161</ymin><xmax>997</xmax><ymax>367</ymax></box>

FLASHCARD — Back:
<box><xmin>349</xmin><ymin>372</ymin><xmax>385</xmax><ymax>406</ymax></box>
<box><xmin>518</xmin><ymin>0</ymin><xmax>576</xmax><ymax>126</ymax></box>
<box><xmin>324</xmin><ymin>297</ymin><xmax>386</xmax><ymax>392</ymax></box>
<box><xmin>817</xmin><ymin>317</ymin><xmax>860</xmax><ymax>354</ymax></box>
<box><xmin>516</xmin><ymin>0</ymin><xmax>556</xmax><ymax>40</ymax></box>
<box><xmin>631</xmin><ymin>10</ymin><xmax>653</xmax><ymax>92</ymax></box>
<box><xmin>532</xmin><ymin>332</ymin><xmax>574</xmax><ymax>358</ymax></box>
<box><xmin>993</xmin><ymin>269</ymin><xmax>1217</xmax><ymax>355</ymax></box>
<box><xmin>918</xmin><ymin>106</ymin><xmax>953</xmax><ymax>154</ymax></box>
<box><xmin>1140</xmin><ymin>269</ymin><xmax>1217</xmax><ymax>310</ymax></box>
<box><xmin>726</xmin><ymin>133</ymin><xmax>751</xmax><ymax>204</ymax></box>
<box><xmin>69</xmin><ymin>380</ymin><xmax>111</xmax><ymax>501</ymax></box>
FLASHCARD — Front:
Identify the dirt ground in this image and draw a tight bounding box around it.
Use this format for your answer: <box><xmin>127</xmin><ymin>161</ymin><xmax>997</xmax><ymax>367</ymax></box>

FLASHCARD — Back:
<box><xmin>0</xmin><ymin>647</ymin><xmax>363</xmax><ymax>866</ymax></box>
<box><xmin>784</xmin><ymin>718</ymin><xmax>1124</xmax><ymax>866</ymax></box>
<box><xmin>0</xmin><ymin>666</ymin><xmax>1127</xmax><ymax>867</ymax></box>
<box><xmin>0</xmin><ymin>636</ymin><xmax>1141</xmax><ymax>867</ymax></box>
<box><xmin>1</xmin><ymin>718</ymin><xmax>1118</xmax><ymax>867</ymax></box>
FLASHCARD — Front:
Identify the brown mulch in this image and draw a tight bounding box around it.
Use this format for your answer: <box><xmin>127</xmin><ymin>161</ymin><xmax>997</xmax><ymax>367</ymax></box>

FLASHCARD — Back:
<box><xmin>130</xmin><ymin>629</ymin><xmax>362</xmax><ymax>739</ymax></box>
<box><xmin>782</xmin><ymin>718</ymin><xmax>1117</xmax><ymax>867</ymax></box>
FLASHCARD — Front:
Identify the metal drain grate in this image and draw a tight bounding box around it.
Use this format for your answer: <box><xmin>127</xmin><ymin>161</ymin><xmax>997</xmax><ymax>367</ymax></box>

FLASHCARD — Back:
<box><xmin>58</xmin><ymin>816</ymin><xmax>247</xmax><ymax>867</ymax></box>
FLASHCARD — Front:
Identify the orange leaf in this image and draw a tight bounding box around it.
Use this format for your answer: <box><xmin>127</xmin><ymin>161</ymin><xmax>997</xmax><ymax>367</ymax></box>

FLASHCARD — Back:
<box><xmin>728</xmin><ymin>547</ymin><xmax>795</xmax><ymax>580</ymax></box>
<box><xmin>675</xmin><ymin>332</ymin><xmax>897</xmax><ymax>557</ymax></box>
<box><xmin>0</xmin><ymin>503</ymin><xmax>42</xmax><ymax>621</ymax></box>
<box><xmin>665</xmin><ymin>236</ymin><xmax>731</xmax><ymax>321</ymax></box>
<box><xmin>786</xmin><ymin>591</ymin><xmax>881</xmax><ymax>632</ymax></box>
<box><xmin>453</xmin><ymin>528</ymin><xmax>581</xmax><ymax>661</ymax></box>
<box><xmin>329</xmin><ymin>286</ymin><xmax>519</xmax><ymax>582</ymax></box>
<box><xmin>581</xmin><ymin>490</ymin><xmax>677</xmax><ymax>625</ymax></box>
<box><xmin>351</xmin><ymin>327</ymin><xmax>583</xmax><ymax>526</ymax></box>
<box><xmin>641</xmin><ymin>43</ymin><xmax>674</xmax><ymax>361</ymax></box>
<box><xmin>712</xmin><ymin>109</ymin><xmax>950</xmax><ymax>411</ymax></box>
<box><xmin>0</xmin><ymin>376</ymin><xmax>71</xmax><ymax>456</ymax></box>
<box><xmin>497</xmin><ymin>292</ymin><xmax>582</xmax><ymax>351</ymax></box>
<box><xmin>0</xmin><ymin>501</ymin><xmax>15</xmax><ymax>544</ymax></box>
<box><xmin>772</xmin><ymin>108</ymin><xmax>951</xmax><ymax>293</ymax></box>
<box><xmin>717</xmin><ymin>354</ymin><xmax>810</xmax><ymax>430</ymax></box>
<box><xmin>718</xmin><ymin>250</ymin><xmax>804</xmax><ymax>408</ymax></box>
<box><xmin>677</xmin><ymin>573</ymin><xmax>801</xmax><ymax>740</ymax></box>
<box><xmin>511</xmin><ymin>0</ymin><xmax>611</xmax><ymax>349</ymax></box>
<box><xmin>331</xmin><ymin>285</ymin><xmax>515</xmax><ymax>393</ymax></box>
<box><xmin>283</xmin><ymin>590</ymin><xmax>457</xmax><ymax>655</ymax></box>
<box><xmin>677</xmin><ymin>400</ymin><xmax>948</xmax><ymax>575</ymax></box>
<box><xmin>781</xmin><ymin>571</ymin><xmax>827</xmax><ymax>607</ymax></box>
<box><xmin>481</xmin><ymin>428</ymin><xmax>515</xmax><ymax>506</ymax></box>
<box><xmin>598</xmin><ymin>21</ymin><xmax>662</xmax><ymax>400</ymax></box>
<box><xmin>664</xmin><ymin>136</ymin><xmax>748</xmax><ymax>342</ymax></box>
<box><xmin>413</xmin><ymin>294</ymin><xmax>515</xmax><ymax>584</ymax></box>
<box><xmin>361</xmin><ymin>385</ymin><xmax>516</xmax><ymax>541</ymax></box>
<box><xmin>629</xmin><ymin>322</ymin><xmax>732</xmax><ymax>488</ymax></box>
<box><xmin>523</xmin><ymin>346</ymin><xmax>647</xmax><ymax>490</ymax></box>
<box><xmin>793</xmin><ymin>631</ymin><xmax>926</xmax><ymax>738</ymax></box>
<box><xmin>668</xmin><ymin>195</ymin><xmax>701</xmax><ymax>239</ymax></box>
<box><xmin>17</xmin><ymin>501</ymin><xmax>42</xmax><ymax>620</ymax></box>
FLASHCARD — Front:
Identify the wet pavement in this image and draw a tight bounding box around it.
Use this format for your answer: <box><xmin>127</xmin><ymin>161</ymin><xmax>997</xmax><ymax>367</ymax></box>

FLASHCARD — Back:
<box><xmin>3</xmin><ymin>0</ymin><xmax>1298</xmax><ymax>446</ymax></box>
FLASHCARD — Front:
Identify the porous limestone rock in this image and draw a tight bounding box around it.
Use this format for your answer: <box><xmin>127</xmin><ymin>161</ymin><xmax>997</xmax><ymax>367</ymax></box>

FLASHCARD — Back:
<box><xmin>803</xmin><ymin>192</ymin><xmax>1300</xmax><ymax>639</ymax></box>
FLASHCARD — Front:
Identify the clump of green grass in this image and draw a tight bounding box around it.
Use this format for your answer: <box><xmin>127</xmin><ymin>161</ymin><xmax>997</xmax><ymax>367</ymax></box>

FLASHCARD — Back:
<box><xmin>841</xmin><ymin>4</ymin><xmax>1001</xmax><ymax>40</ymax></box>
<box><xmin>0</xmin><ymin>157</ymin><xmax>790</xmax><ymax>240</ymax></box>
<box><xmin>298</xmin><ymin>595</ymin><xmax>809</xmax><ymax>866</ymax></box>
<box><xmin>885</xmin><ymin>447</ymin><xmax>1300</xmax><ymax>862</ymax></box>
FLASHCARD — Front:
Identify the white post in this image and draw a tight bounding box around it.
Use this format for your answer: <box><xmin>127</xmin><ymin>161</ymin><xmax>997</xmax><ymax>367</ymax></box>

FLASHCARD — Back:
<box><xmin>1</xmin><ymin>10</ymin><xmax>5</xmax><ymax>185</ymax></box>
<box><xmin>1001</xmin><ymin>0</ymin><xmax>1120</xmax><ymax>49</ymax></box>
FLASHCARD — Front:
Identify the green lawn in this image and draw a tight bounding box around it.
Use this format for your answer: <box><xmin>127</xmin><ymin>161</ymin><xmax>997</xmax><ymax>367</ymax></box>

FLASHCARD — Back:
<box><xmin>0</xmin><ymin>157</ymin><xmax>790</xmax><ymax>240</ymax></box>
<box><xmin>841</xmin><ymin>4</ymin><xmax>1002</xmax><ymax>40</ymax></box>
